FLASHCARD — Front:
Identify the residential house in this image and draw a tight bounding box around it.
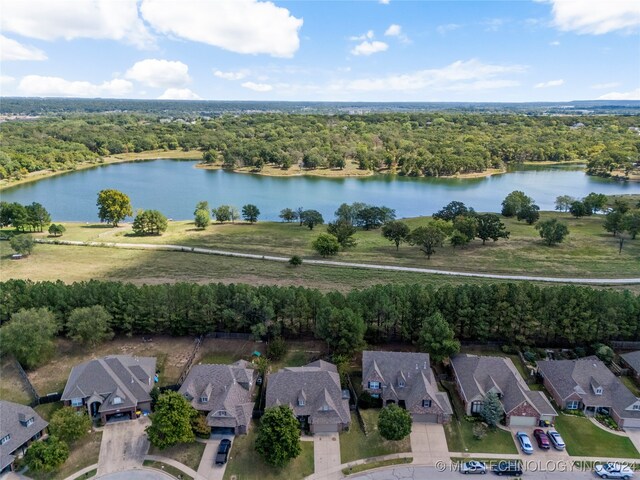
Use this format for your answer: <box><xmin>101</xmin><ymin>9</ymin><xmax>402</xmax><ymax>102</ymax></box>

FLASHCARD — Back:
<box><xmin>266</xmin><ymin>360</ymin><xmax>350</xmax><ymax>434</ymax></box>
<box><xmin>538</xmin><ymin>356</ymin><xmax>640</xmax><ymax>428</ymax></box>
<box><xmin>620</xmin><ymin>351</ymin><xmax>640</xmax><ymax>382</ymax></box>
<box><xmin>361</xmin><ymin>351</ymin><xmax>453</xmax><ymax>424</ymax></box>
<box><xmin>61</xmin><ymin>355</ymin><xmax>156</xmax><ymax>423</ymax></box>
<box><xmin>179</xmin><ymin>360</ymin><xmax>256</xmax><ymax>435</ymax></box>
<box><xmin>452</xmin><ymin>354</ymin><xmax>557</xmax><ymax>427</ymax></box>
<box><xmin>0</xmin><ymin>401</ymin><xmax>48</xmax><ymax>474</ymax></box>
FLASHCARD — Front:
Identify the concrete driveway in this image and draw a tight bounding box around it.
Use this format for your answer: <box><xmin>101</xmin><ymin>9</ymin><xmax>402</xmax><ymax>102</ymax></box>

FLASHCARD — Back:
<box><xmin>197</xmin><ymin>437</ymin><xmax>233</xmax><ymax>480</ymax></box>
<box><xmin>625</xmin><ymin>428</ymin><xmax>640</xmax><ymax>454</ymax></box>
<box><xmin>314</xmin><ymin>433</ymin><xmax>341</xmax><ymax>476</ymax></box>
<box><xmin>410</xmin><ymin>423</ymin><xmax>449</xmax><ymax>464</ymax></box>
<box><xmin>508</xmin><ymin>427</ymin><xmax>570</xmax><ymax>460</ymax></box>
<box><xmin>97</xmin><ymin>417</ymin><xmax>150</xmax><ymax>476</ymax></box>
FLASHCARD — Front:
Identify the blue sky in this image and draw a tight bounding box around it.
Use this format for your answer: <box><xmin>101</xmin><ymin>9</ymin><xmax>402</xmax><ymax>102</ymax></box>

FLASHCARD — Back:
<box><xmin>1</xmin><ymin>0</ymin><xmax>638</xmax><ymax>101</ymax></box>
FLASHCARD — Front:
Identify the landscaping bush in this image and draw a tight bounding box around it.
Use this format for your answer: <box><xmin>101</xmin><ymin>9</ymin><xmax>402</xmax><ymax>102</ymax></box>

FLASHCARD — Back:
<box><xmin>472</xmin><ymin>422</ymin><xmax>488</xmax><ymax>440</ymax></box>
<box><xmin>500</xmin><ymin>345</ymin><xmax>518</xmax><ymax>354</ymax></box>
<box><xmin>192</xmin><ymin>414</ymin><xmax>211</xmax><ymax>439</ymax></box>
<box><xmin>595</xmin><ymin>414</ymin><xmax>620</xmax><ymax>430</ymax></box>
<box><xmin>358</xmin><ymin>392</ymin><xmax>382</xmax><ymax>410</ymax></box>
<box><xmin>523</xmin><ymin>351</ymin><xmax>536</xmax><ymax>363</ymax></box>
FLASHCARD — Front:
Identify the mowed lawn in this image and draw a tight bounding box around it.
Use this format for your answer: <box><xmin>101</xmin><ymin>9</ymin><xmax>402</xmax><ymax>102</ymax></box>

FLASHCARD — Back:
<box><xmin>223</xmin><ymin>424</ymin><xmax>314</xmax><ymax>480</ymax></box>
<box><xmin>148</xmin><ymin>442</ymin><xmax>206</xmax><ymax>471</ymax></box>
<box><xmin>554</xmin><ymin>414</ymin><xmax>640</xmax><ymax>458</ymax></box>
<box><xmin>340</xmin><ymin>410</ymin><xmax>412</xmax><ymax>463</ymax></box>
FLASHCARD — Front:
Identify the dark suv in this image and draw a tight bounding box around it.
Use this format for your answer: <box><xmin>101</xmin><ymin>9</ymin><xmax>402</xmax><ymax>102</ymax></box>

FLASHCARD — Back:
<box><xmin>215</xmin><ymin>439</ymin><xmax>231</xmax><ymax>465</ymax></box>
<box><xmin>492</xmin><ymin>461</ymin><xmax>523</xmax><ymax>476</ymax></box>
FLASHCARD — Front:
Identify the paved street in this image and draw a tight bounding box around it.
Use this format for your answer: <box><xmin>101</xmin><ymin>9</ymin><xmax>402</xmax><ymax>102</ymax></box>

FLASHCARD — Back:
<box><xmin>97</xmin><ymin>418</ymin><xmax>150</xmax><ymax>476</ymax></box>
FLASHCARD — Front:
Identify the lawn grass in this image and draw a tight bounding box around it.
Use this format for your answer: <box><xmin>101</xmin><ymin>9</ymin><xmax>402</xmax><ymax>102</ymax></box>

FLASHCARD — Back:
<box><xmin>0</xmin><ymin>355</ymin><xmax>33</xmax><ymax>405</ymax></box>
<box><xmin>222</xmin><ymin>425</ymin><xmax>314</xmax><ymax>480</ymax></box>
<box><xmin>143</xmin><ymin>460</ymin><xmax>194</xmax><ymax>480</ymax></box>
<box><xmin>620</xmin><ymin>376</ymin><xmax>640</xmax><ymax>397</ymax></box>
<box><xmin>34</xmin><ymin>401</ymin><xmax>63</xmax><ymax>421</ymax></box>
<box><xmin>148</xmin><ymin>442</ymin><xmax>206</xmax><ymax>471</ymax></box>
<box><xmin>554</xmin><ymin>414</ymin><xmax>640</xmax><ymax>458</ymax></box>
<box><xmin>196</xmin><ymin>338</ymin><xmax>264</xmax><ymax>365</ymax></box>
<box><xmin>340</xmin><ymin>411</ymin><xmax>412</xmax><ymax>463</ymax></box>
<box><xmin>342</xmin><ymin>457</ymin><xmax>413</xmax><ymax>475</ymax></box>
<box><xmin>29</xmin><ymin>431</ymin><xmax>103</xmax><ymax>480</ymax></box>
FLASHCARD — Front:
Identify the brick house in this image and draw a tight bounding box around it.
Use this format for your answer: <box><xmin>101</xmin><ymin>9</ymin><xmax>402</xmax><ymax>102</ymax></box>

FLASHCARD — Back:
<box><xmin>0</xmin><ymin>401</ymin><xmax>48</xmax><ymax>474</ymax></box>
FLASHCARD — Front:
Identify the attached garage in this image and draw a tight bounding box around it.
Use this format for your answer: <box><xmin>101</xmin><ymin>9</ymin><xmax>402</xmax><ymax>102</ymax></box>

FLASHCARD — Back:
<box><xmin>508</xmin><ymin>415</ymin><xmax>537</xmax><ymax>427</ymax></box>
<box><xmin>621</xmin><ymin>418</ymin><xmax>640</xmax><ymax>428</ymax></box>
<box><xmin>212</xmin><ymin>427</ymin><xmax>235</xmax><ymax>435</ymax></box>
<box><xmin>311</xmin><ymin>423</ymin><xmax>339</xmax><ymax>434</ymax></box>
<box><xmin>412</xmin><ymin>413</ymin><xmax>439</xmax><ymax>423</ymax></box>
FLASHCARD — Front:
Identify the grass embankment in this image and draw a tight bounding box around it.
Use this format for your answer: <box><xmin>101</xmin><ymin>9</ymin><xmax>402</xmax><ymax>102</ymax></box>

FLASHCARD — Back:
<box><xmin>342</xmin><ymin>457</ymin><xmax>413</xmax><ymax>475</ymax></box>
<box><xmin>223</xmin><ymin>425</ymin><xmax>314</xmax><ymax>480</ymax></box>
<box><xmin>148</xmin><ymin>442</ymin><xmax>206</xmax><ymax>471</ymax></box>
<box><xmin>340</xmin><ymin>410</ymin><xmax>411</xmax><ymax>464</ymax></box>
<box><xmin>554</xmin><ymin>415</ymin><xmax>640</xmax><ymax>458</ymax></box>
<box><xmin>143</xmin><ymin>460</ymin><xmax>193</xmax><ymax>480</ymax></box>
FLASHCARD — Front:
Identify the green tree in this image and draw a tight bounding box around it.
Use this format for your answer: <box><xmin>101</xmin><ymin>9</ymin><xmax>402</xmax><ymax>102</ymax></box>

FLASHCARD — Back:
<box><xmin>289</xmin><ymin>255</ymin><xmax>303</xmax><ymax>266</ymax></box>
<box><xmin>381</xmin><ymin>220</ymin><xmax>410</xmax><ymax>250</ymax></box>
<box><xmin>378</xmin><ymin>404</ymin><xmax>412</xmax><ymax>441</ymax></box>
<box><xmin>25</xmin><ymin>202</ymin><xmax>51</xmax><ymax>232</ymax></box>
<box><xmin>212</xmin><ymin>205</ymin><xmax>232</xmax><ymax>223</ymax></box>
<box><xmin>279</xmin><ymin>208</ymin><xmax>297</xmax><ymax>223</ymax></box>
<box><xmin>433</xmin><ymin>201</ymin><xmax>469</xmax><ymax>222</ymax></box>
<box><xmin>312</xmin><ymin>233</ymin><xmax>340</xmax><ymax>257</ymax></box>
<box><xmin>0</xmin><ymin>308</ymin><xmax>59</xmax><ymax>368</ymax></box>
<box><xmin>604</xmin><ymin>210</ymin><xmax>625</xmax><ymax>236</ymax></box>
<box><xmin>191</xmin><ymin>415</ymin><xmax>211</xmax><ymax>439</ymax></box>
<box><xmin>612</xmin><ymin>199</ymin><xmax>630</xmax><ymax>214</ymax></box>
<box><xmin>480</xmin><ymin>392</ymin><xmax>503</xmax><ymax>427</ymax></box>
<box><xmin>146</xmin><ymin>391</ymin><xmax>197</xmax><ymax>449</ymax></box>
<box><xmin>476</xmin><ymin>214</ymin><xmax>510</xmax><ymax>245</ymax></box>
<box><xmin>535</xmin><ymin>218</ymin><xmax>570</xmax><ymax>246</ymax></box>
<box><xmin>194</xmin><ymin>209</ymin><xmax>210</xmax><ymax>229</ymax></box>
<box><xmin>316</xmin><ymin>307</ymin><xmax>365</xmax><ymax>356</ymax></box>
<box><xmin>327</xmin><ymin>221</ymin><xmax>357</xmax><ymax>249</ymax></box>
<box><xmin>49</xmin><ymin>407</ymin><xmax>92</xmax><ymax>444</ymax></box>
<box><xmin>255</xmin><ymin>405</ymin><xmax>301</xmax><ymax>467</ymax></box>
<box><xmin>569</xmin><ymin>201</ymin><xmax>589</xmax><ymax>218</ymax></box>
<box><xmin>96</xmin><ymin>189</ymin><xmax>133</xmax><ymax>227</ymax></box>
<box><xmin>193</xmin><ymin>200</ymin><xmax>209</xmax><ymax>216</ymax></box>
<box><xmin>10</xmin><ymin>234</ymin><xmax>35</xmax><ymax>255</ymax></box>
<box><xmin>583</xmin><ymin>192</ymin><xmax>607</xmax><ymax>214</ymax></box>
<box><xmin>300</xmin><ymin>209</ymin><xmax>324</xmax><ymax>230</ymax></box>
<box><xmin>516</xmin><ymin>203</ymin><xmax>540</xmax><ymax>224</ymax></box>
<box><xmin>242</xmin><ymin>204</ymin><xmax>260</xmax><ymax>223</ymax></box>
<box><xmin>623</xmin><ymin>210</ymin><xmax>640</xmax><ymax>239</ymax></box>
<box><xmin>418</xmin><ymin>311</ymin><xmax>460</xmax><ymax>362</ymax></box>
<box><xmin>48</xmin><ymin>224</ymin><xmax>66</xmax><ymax>237</ymax></box>
<box><xmin>449</xmin><ymin>230</ymin><xmax>471</xmax><ymax>248</ymax></box>
<box><xmin>24</xmin><ymin>436</ymin><xmax>69</xmax><ymax>472</ymax></box>
<box><xmin>66</xmin><ymin>305</ymin><xmax>114</xmax><ymax>347</ymax></box>
<box><xmin>266</xmin><ymin>336</ymin><xmax>288</xmax><ymax>361</ymax></box>
<box><xmin>595</xmin><ymin>344</ymin><xmax>614</xmax><ymax>364</ymax></box>
<box><xmin>132</xmin><ymin>210</ymin><xmax>168</xmax><ymax>235</ymax></box>
<box><xmin>501</xmin><ymin>191</ymin><xmax>532</xmax><ymax>217</ymax></box>
<box><xmin>230</xmin><ymin>206</ymin><xmax>240</xmax><ymax>223</ymax></box>
<box><xmin>409</xmin><ymin>223</ymin><xmax>447</xmax><ymax>259</ymax></box>
<box><xmin>555</xmin><ymin>195</ymin><xmax>575</xmax><ymax>212</ymax></box>
<box><xmin>452</xmin><ymin>215</ymin><xmax>478</xmax><ymax>242</ymax></box>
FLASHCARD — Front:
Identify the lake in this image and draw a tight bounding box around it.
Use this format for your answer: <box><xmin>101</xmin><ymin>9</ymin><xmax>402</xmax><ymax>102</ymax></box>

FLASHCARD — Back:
<box><xmin>1</xmin><ymin>160</ymin><xmax>638</xmax><ymax>221</ymax></box>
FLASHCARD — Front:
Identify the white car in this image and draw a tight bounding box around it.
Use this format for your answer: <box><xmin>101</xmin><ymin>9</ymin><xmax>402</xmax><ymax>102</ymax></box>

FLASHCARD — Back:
<box><xmin>460</xmin><ymin>461</ymin><xmax>487</xmax><ymax>474</ymax></box>
<box><xmin>547</xmin><ymin>428</ymin><xmax>565</xmax><ymax>450</ymax></box>
<box><xmin>595</xmin><ymin>463</ymin><xmax>634</xmax><ymax>479</ymax></box>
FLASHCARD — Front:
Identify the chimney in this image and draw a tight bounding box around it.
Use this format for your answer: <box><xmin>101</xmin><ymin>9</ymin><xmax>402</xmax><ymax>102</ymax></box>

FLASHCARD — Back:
<box><xmin>18</xmin><ymin>412</ymin><xmax>26</xmax><ymax>424</ymax></box>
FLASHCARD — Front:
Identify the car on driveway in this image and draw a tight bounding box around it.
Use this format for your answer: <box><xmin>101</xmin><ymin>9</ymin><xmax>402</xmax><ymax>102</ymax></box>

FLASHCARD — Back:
<box><xmin>547</xmin><ymin>428</ymin><xmax>565</xmax><ymax>450</ymax></box>
<box><xmin>533</xmin><ymin>429</ymin><xmax>550</xmax><ymax>449</ymax></box>
<box><xmin>516</xmin><ymin>431</ymin><xmax>534</xmax><ymax>455</ymax></box>
<box><xmin>595</xmin><ymin>463</ymin><xmax>634</xmax><ymax>479</ymax></box>
<box><xmin>215</xmin><ymin>439</ymin><xmax>231</xmax><ymax>465</ymax></box>
<box><xmin>460</xmin><ymin>461</ymin><xmax>487</xmax><ymax>474</ymax></box>
<box><xmin>491</xmin><ymin>461</ymin><xmax>523</xmax><ymax>476</ymax></box>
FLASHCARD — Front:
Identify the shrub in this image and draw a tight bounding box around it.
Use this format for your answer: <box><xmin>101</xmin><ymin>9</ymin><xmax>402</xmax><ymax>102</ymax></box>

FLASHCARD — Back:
<box><xmin>473</xmin><ymin>422</ymin><xmax>488</xmax><ymax>440</ymax></box>
<box><xmin>358</xmin><ymin>392</ymin><xmax>382</xmax><ymax>410</ymax></box>
<box><xmin>289</xmin><ymin>255</ymin><xmax>303</xmax><ymax>266</ymax></box>
<box><xmin>266</xmin><ymin>337</ymin><xmax>288</xmax><ymax>361</ymax></box>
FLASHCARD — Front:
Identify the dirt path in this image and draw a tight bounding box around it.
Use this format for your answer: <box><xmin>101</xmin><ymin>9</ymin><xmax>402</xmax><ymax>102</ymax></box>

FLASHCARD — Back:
<box><xmin>35</xmin><ymin>239</ymin><xmax>640</xmax><ymax>285</ymax></box>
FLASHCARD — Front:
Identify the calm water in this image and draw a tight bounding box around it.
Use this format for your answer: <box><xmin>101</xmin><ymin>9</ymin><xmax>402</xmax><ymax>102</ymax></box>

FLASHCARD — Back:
<box><xmin>1</xmin><ymin>160</ymin><xmax>638</xmax><ymax>221</ymax></box>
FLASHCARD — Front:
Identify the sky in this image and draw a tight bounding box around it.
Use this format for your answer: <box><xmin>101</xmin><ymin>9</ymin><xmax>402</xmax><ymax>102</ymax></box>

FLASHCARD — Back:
<box><xmin>0</xmin><ymin>0</ymin><xmax>639</xmax><ymax>102</ymax></box>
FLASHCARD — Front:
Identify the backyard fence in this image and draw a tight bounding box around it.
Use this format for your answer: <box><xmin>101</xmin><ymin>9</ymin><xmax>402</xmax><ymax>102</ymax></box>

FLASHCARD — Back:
<box><xmin>13</xmin><ymin>358</ymin><xmax>40</xmax><ymax>406</ymax></box>
<box><xmin>207</xmin><ymin>332</ymin><xmax>253</xmax><ymax>340</ymax></box>
<box><xmin>346</xmin><ymin>374</ymin><xmax>367</xmax><ymax>435</ymax></box>
<box><xmin>611</xmin><ymin>341</ymin><xmax>640</xmax><ymax>350</ymax></box>
<box><xmin>177</xmin><ymin>335</ymin><xmax>203</xmax><ymax>386</ymax></box>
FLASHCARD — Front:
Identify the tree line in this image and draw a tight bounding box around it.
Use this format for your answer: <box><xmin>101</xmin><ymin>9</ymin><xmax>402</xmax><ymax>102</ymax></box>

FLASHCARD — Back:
<box><xmin>2</xmin><ymin>112</ymin><xmax>638</xmax><ymax>180</ymax></box>
<box><xmin>1</xmin><ymin>280</ymin><xmax>638</xmax><ymax>354</ymax></box>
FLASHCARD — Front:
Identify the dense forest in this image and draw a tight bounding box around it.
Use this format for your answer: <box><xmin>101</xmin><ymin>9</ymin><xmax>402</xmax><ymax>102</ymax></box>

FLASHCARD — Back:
<box><xmin>1</xmin><ymin>112</ymin><xmax>638</xmax><ymax>180</ymax></box>
<box><xmin>1</xmin><ymin>280</ymin><xmax>638</xmax><ymax>347</ymax></box>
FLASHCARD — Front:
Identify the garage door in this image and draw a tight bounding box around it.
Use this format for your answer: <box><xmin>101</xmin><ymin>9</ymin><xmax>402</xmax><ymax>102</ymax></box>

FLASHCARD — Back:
<box><xmin>212</xmin><ymin>427</ymin><xmax>235</xmax><ymax>435</ymax></box>
<box><xmin>509</xmin><ymin>416</ymin><xmax>537</xmax><ymax>427</ymax></box>
<box><xmin>312</xmin><ymin>424</ymin><xmax>339</xmax><ymax>434</ymax></box>
<box><xmin>622</xmin><ymin>418</ymin><xmax>640</xmax><ymax>428</ymax></box>
<box><xmin>412</xmin><ymin>413</ymin><xmax>439</xmax><ymax>423</ymax></box>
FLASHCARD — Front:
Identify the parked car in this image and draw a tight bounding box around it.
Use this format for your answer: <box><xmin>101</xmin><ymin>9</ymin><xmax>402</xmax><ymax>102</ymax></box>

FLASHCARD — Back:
<box><xmin>215</xmin><ymin>439</ymin><xmax>231</xmax><ymax>465</ymax></box>
<box><xmin>516</xmin><ymin>431</ymin><xmax>534</xmax><ymax>455</ymax></box>
<box><xmin>460</xmin><ymin>461</ymin><xmax>487</xmax><ymax>474</ymax></box>
<box><xmin>595</xmin><ymin>462</ymin><xmax>634</xmax><ymax>479</ymax></box>
<box><xmin>533</xmin><ymin>429</ymin><xmax>550</xmax><ymax>449</ymax></box>
<box><xmin>491</xmin><ymin>461</ymin><xmax>523</xmax><ymax>476</ymax></box>
<box><xmin>546</xmin><ymin>428</ymin><xmax>565</xmax><ymax>450</ymax></box>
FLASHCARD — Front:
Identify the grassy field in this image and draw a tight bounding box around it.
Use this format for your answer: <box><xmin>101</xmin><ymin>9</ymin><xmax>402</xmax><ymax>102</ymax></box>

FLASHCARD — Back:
<box><xmin>148</xmin><ymin>442</ymin><xmax>206</xmax><ymax>471</ymax></box>
<box><xmin>340</xmin><ymin>411</ymin><xmax>412</xmax><ymax>463</ymax></box>
<box><xmin>222</xmin><ymin>425</ymin><xmax>314</xmax><ymax>480</ymax></box>
<box><xmin>0</xmin><ymin>355</ymin><xmax>33</xmax><ymax>404</ymax></box>
<box><xmin>554</xmin><ymin>414</ymin><xmax>640</xmax><ymax>458</ymax></box>
<box><xmin>620</xmin><ymin>376</ymin><xmax>640</xmax><ymax>397</ymax></box>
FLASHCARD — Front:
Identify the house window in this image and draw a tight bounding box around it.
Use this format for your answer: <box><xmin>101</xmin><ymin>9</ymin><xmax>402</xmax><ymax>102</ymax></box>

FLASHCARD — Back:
<box><xmin>398</xmin><ymin>380</ymin><xmax>405</xmax><ymax>388</ymax></box>
<box><xmin>199</xmin><ymin>396</ymin><xmax>208</xmax><ymax>403</ymax></box>
<box><xmin>71</xmin><ymin>398</ymin><xmax>83</xmax><ymax>407</ymax></box>
<box><xmin>298</xmin><ymin>399</ymin><xmax>305</xmax><ymax>407</ymax></box>
<box><xmin>566</xmin><ymin>400</ymin><xmax>580</xmax><ymax>410</ymax></box>
<box><xmin>21</xmin><ymin>417</ymin><xmax>35</xmax><ymax>427</ymax></box>
<box><xmin>471</xmin><ymin>401</ymin><xmax>483</xmax><ymax>414</ymax></box>
<box><xmin>422</xmin><ymin>399</ymin><xmax>432</xmax><ymax>408</ymax></box>
<box><xmin>371</xmin><ymin>394</ymin><xmax>379</xmax><ymax>399</ymax></box>
<box><xmin>321</xmin><ymin>405</ymin><xmax>329</xmax><ymax>411</ymax></box>
<box><xmin>0</xmin><ymin>434</ymin><xmax>10</xmax><ymax>446</ymax></box>
<box><xmin>595</xmin><ymin>388</ymin><xmax>603</xmax><ymax>395</ymax></box>
<box><xmin>633</xmin><ymin>404</ymin><xmax>640</xmax><ymax>411</ymax></box>
<box><xmin>368</xmin><ymin>381</ymin><xmax>380</xmax><ymax>389</ymax></box>
<box><xmin>113</xmin><ymin>396</ymin><xmax>122</xmax><ymax>405</ymax></box>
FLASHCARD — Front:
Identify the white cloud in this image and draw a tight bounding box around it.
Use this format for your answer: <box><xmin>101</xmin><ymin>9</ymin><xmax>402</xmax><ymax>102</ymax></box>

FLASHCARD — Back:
<box><xmin>549</xmin><ymin>40</ymin><xmax>561</xmax><ymax>46</ymax></box>
<box><xmin>140</xmin><ymin>0</ymin><xmax>303</xmax><ymax>58</ymax></box>
<box><xmin>591</xmin><ymin>82</ymin><xmax>621</xmax><ymax>89</ymax></box>
<box><xmin>241</xmin><ymin>81</ymin><xmax>273</xmax><ymax>92</ymax></box>
<box><xmin>125</xmin><ymin>59</ymin><xmax>190</xmax><ymax>88</ymax></box>
<box><xmin>1</xmin><ymin>75</ymin><xmax>16</xmax><ymax>86</ymax></box>
<box><xmin>379</xmin><ymin>0</ymin><xmax>390</xmax><ymax>4</ymax></box>
<box><xmin>544</xmin><ymin>0</ymin><xmax>640</xmax><ymax>34</ymax></box>
<box><xmin>598</xmin><ymin>88</ymin><xmax>640</xmax><ymax>100</ymax></box>
<box><xmin>1</xmin><ymin>0</ymin><xmax>154</xmax><ymax>48</ymax></box>
<box><xmin>214</xmin><ymin>70</ymin><xmax>248</xmax><ymax>81</ymax></box>
<box><xmin>158</xmin><ymin>88</ymin><xmax>201</xmax><ymax>100</ymax></box>
<box><xmin>385</xmin><ymin>24</ymin><xmax>402</xmax><ymax>36</ymax></box>
<box><xmin>483</xmin><ymin>18</ymin><xmax>507</xmax><ymax>32</ymax></box>
<box><xmin>331</xmin><ymin>59</ymin><xmax>526</xmax><ymax>92</ymax></box>
<box><xmin>436</xmin><ymin>23</ymin><xmax>461</xmax><ymax>34</ymax></box>
<box><xmin>351</xmin><ymin>40</ymin><xmax>388</xmax><ymax>56</ymax></box>
<box><xmin>18</xmin><ymin>75</ymin><xmax>133</xmax><ymax>97</ymax></box>
<box><xmin>0</xmin><ymin>35</ymin><xmax>47</xmax><ymax>61</ymax></box>
<box><xmin>350</xmin><ymin>30</ymin><xmax>375</xmax><ymax>41</ymax></box>
<box><xmin>534</xmin><ymin>79</ymin><xmax>564</xmax><ymax>88</ymax></box>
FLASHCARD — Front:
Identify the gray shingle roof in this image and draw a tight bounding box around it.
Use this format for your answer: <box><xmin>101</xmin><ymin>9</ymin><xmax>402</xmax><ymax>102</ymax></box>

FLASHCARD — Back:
<box><xmin>266</xmin><ymin>361</ymin><xmax>350</xmax><ymax>427</ymax></box>
<box><xmin>178</xmin><ymin>360</ymin><xmax>256</xmax><ymax>430</ymax></box>
<box><xmin>452</xmin><ymin>354</ymin><xmax>556</xmax><ymax>416</ymax></box>
<box><xmin>61</xmin><ymin>355</ymin><xmax>156</xmax><ymax>411</ymax></box>
<box><xmin>537</xmin><ymin>356</ymin><xmax>640</xmax><ymax>420</ymax></box>
<box><xmin>0</xmin><ymin>401</ymin><xmax>48</xmax><ymax>471</ymax></box>
<box><xmin>621</xmin><ymin>351</ymin><xmax>640</xmax><ymax>374</ymax></box>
